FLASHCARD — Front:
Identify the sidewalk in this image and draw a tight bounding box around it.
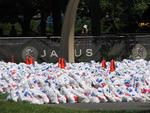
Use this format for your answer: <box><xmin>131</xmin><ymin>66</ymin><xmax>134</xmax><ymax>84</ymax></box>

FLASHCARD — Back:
<box><xmin>49</xmin><ymin>102</ymin><xmax>150</xmax><ymax>111</ymax></box>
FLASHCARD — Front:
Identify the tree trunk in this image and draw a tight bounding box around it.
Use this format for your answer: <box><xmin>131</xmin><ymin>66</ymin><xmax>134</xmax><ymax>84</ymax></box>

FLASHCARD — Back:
<box><xmin>61</xmin><ymin>0</ymin><xmax>80</xmax><ymax>62</ymax></box>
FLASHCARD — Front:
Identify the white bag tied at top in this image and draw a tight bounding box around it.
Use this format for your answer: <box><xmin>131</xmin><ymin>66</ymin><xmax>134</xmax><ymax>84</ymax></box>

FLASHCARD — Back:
<box><xmin>0</xmin><ymin>59</ymin><xmax>149</xmax><ymax>104</ymax></box>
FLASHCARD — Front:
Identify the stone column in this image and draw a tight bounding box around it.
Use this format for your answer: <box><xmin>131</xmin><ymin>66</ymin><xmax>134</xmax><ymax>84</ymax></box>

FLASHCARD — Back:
<box><xmin>61</xmin><ymin>0</ymin><xmax>80</xmax><ymax>63</ymax></box>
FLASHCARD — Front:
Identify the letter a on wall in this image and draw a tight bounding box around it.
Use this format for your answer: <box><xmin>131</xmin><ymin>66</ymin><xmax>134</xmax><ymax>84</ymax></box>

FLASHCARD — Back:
<box><xmin>61</xmin><ymin>0</ymin><xmax>80</xmax><ymax>63</ymax></box>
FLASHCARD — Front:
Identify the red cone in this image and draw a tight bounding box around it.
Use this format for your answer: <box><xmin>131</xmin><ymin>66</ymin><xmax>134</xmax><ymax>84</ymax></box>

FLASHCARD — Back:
<box><xmin>58</xmin><ymin>58</ymin><xmax>66</xmax><ymax>69</ymax></box>
<box><xmin>101</xmin><ymin>59</ymin><xmax>106</xmax><ymax>69</ymax></box>
<box><xmin>110</xmin><ymin>59</ymin><xmax>116</xmax><ymax>73</ymax></box>
<box><xmin>26</xmin><ymin>56</ymin><xmax>29</xmax><ymax>64</ymax></box>
<box><xmin>29</xmin><ymin>56</ymin><xmax>34</xmax><ymax>64</ymax></box>
<box><xmin>60</xmin><ymin>58</ymin><xmax>65</xmax><ymax>69</ymax></box>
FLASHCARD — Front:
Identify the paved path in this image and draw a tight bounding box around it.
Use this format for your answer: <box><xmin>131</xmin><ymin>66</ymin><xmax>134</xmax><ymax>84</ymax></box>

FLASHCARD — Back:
<box><xmin>49</xmin><ymin>102</ymin><xmax>150</xmax><ymax>111</ymax></box>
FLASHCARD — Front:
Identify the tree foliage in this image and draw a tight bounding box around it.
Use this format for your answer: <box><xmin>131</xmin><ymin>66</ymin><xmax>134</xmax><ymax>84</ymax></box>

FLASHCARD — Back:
<box><xmin>0</xmin><ymin>0</ymin><xmax>150</xmax><ymax>36</ymax></box>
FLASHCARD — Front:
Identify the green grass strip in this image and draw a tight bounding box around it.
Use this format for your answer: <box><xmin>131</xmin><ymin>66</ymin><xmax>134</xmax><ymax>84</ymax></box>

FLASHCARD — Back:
<box><xmin>0</xmin><ymin>94</ymin><xmax>149</xmax><ymax>113</ymax></box>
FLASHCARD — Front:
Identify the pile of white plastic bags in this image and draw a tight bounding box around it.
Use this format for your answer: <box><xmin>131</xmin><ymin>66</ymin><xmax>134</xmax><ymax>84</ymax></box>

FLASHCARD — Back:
<box><xmin>0</xmin><ymin>59</ymin><xmax>150</xmax><ymax>104</ymax></box>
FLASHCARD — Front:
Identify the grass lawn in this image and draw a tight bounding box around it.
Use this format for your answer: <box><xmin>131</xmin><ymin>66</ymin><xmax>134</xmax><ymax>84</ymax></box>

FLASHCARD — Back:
<box><xmin>0</xmin><ymin>93</ymin><xmax>149</xmax><ymax>113</ymax></box>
